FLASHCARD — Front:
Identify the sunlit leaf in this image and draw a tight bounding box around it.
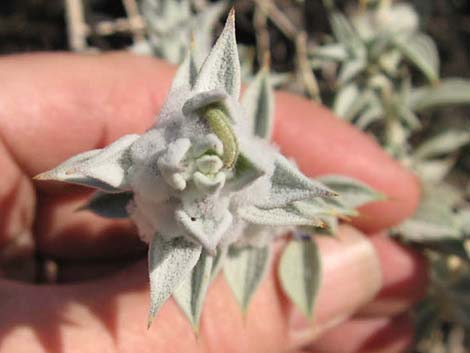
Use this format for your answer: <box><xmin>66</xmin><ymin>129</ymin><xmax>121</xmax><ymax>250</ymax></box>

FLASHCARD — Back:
<box><xmin>394</xmin><ymin>33</ymin><xmax>439</xmax><ymax>83</ymax></box>
<box><xmin>409</xmin><ymin>79</ymin><xmax>470</xmax><ymax>111</ymax></box>
<box><xmin>173</xmin><ymin>251</ymin><xmax>213</xmax><ymax>331</ymax></box>
<box><xmin>148</xmin><ymin>235</ymin><xmax>202</xmax><ymax>327</ymax></box>
<box><xmin>413</xmin><ymin>130</ymin><xmax>470</xmax><ymax>160</ymax></box>
<box><xmin>224</xmin><ymin>245</ymin><xmax>271</xmax><ymax>312</ymax></box>
<box><xmin>279</xmin><ymin>238</ymin><xmax>321</xmax><ymax>319</ymax></box>
<box><xmin>242</xmin><ymin>67</ymin><xmax>274</xmax><ymax>140</ymax></box>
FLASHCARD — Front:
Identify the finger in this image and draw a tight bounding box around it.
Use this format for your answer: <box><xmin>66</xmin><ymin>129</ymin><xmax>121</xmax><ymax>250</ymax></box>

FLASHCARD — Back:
<box><xmin>359</xmin><ymin>234</ymin><xmax>428</xmax><ymax>316</ymax></box>
<box><xmin>0</xmin><ymin>226</ymin><xmax>426</xmax><ymax>353</ymax></box>
<box><xmin>301</xmin><ymin>314</ymin><xmax>413</xmax><ymax>353</ymax></box>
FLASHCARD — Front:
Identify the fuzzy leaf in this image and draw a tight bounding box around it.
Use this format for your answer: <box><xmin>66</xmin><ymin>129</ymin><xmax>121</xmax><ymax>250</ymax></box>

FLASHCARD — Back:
<box><xmin>210</xmin><ymin>246</ymin><xmax>228</xmax><ymax>281</ymax></box>
<box><xmin>338</xmin><ymin>58</ymin><xmax>366</xmax><ymax>85</ymax></box>
<box><xmin>148</xmin><ymin>235</ymin><xmax>202</xmax><ymax>327</ymax></box>
<box><xmin>239</xmin><ymin>205</ymin><xmax>324</xmax><ymax>227</ymax></box>
<box><xmin>224</xmin><ymin>245</ymin><xmax>271</xmax><ymax>312</ymax></box>
<box><xmin>356</xmin><ymin>94</ymin><xmax>384</xmax><ymax>129</ymax></box>
<box><xmin>193</xmin><ymin>9</ymin><xmax>241</xmax><ymax>100</ymax></box>
<box><xmin>413</xmin><ymin>158</ymin><xmax>456</xmax><ymax>183</ymax></box>
<box><xmin>396</xmin><ymin>103</ymin><xmax>421</xmax><ymax>130</ymax></box>
<box><xmin>397</xmin><ymin>217</ymin><xmax>461</xmax><ymax>242</ymax></box>
<box><xmin>317</xmin><ymin>175</ymin><xmax>385</xmax><ymax>209</ymax></box>
<box><xmin>413</xmin><ymin>130</ymin><xmax>470</xmax><ymax>160</ymax></box>
<box><xmin>242</xmin><ymin>68</ymin><xmax>274</xmax><ymax>140</ymax></box>
<box><xmin>170</xmin><ymin>50</ymin><xmax>199</xmax><ymax>92</ymax></box>
<box><xmin>317</xmin><ymin>215</ymin><xmax>339</xmax><ymax>235</ymax></box>
<box><xmin>173</xmin><ymin>251</ymin><xmax>213</xmax><ymax>331</ymax></box>
<box><xmin>175</xmin><ymin>206</ymin><xmax>233</xmax><ymax>254</ymax></box>
<box><xmin>394</xmin><ymin>33</ymin><xmax>439</xmax><ymax>83</ymax></box>
<box><xmin>313</xmin><ymin>43</ymin><xmax>348</xmax><ymax>62</ymax></box>
<box><xmin>182</xmin><ymin>89</ymin><xmax>228</xmax><ymax>116</ymax></box>
<box><xmin>395</xmin><ymin>186</ymin><xmax>461</xmax><ymax>243</ymax></box>
<box><xmin>409</xmin><ymin>79</ymin><xmax>470</xmax><ymax>111</ymax></box>
<box><xmin>294</xmin><ymin>197</ymin><xmax>357</xmax><ymax>220</ymax></box>
<box><xmin>35</xmin><ymin>134</ymin><xmax>140</xmax><ymax>192</ymax></box>
<box><xmin>81</xmin><ymin>191</ymin><xmax>133</xmax><ymax>218</ymax></box>
<box><xmin>279</xmin><ymin>238</ymin><xmax>321</xmax><ymax>319</ymax></box>
<box><xmin>257</xmin><ymin>154</ymin><xmax>336</xmax><ymax>209</ymax></box>
<box><xmin>333</xmin><ymin>84</ymin><xmax>369</xmax><ymax>121</ymax></box>
<box><xmin>329</xmin><ymin>11</ymin><xmax>364</xmax><ymax>57</ymax></box>
<box><xmin>333</xmin><ymin>84</ymin><xmax>359</xmax><ymax>120</ymax></box>
<box><xmin>227</xmin><ymin>153</ymin><xmax>265</xmax><ymax>192</ymax></box>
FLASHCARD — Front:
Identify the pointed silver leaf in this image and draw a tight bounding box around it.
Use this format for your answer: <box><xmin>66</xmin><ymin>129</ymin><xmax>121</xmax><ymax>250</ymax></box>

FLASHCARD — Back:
<box><xmin>242</xmin><ymin>67</ymin><xmax>274</xmax><ymax>139</ymax></box>
<box><xmin>317</xmin><ymin>175</ymin><xmax>385</xmax><ymax>209</ymax></box>
<box><xmin>312</xmin><ymin>43</ymin><xmax>348</xmax><ymax>62</ymax></box>
<box><xmin>413</xmin><ymin>158</ymin><xmax>456</xmax><ymax>183</ymax></box>
<box><xmin>210</xmin><ymin>246</ymin><xmax>228</xmax><ymax>281</ymax></box>
<box><xmin>410</xmin><ymin>79</ymin><xmax>470</xmax><ymax>111</ymax></box>
<box><xmin>224</xmin><ymin>245</ymin><xmax>271</xmax><ymax>312</ymax></box>
<box><xmin>193</xmin><ymin>9</ymin><xmax>241</xmax><ymax>100</ymax></box>
<box><xmin>394</xmin><ymin>185</ymin><xmax>461</xmax><ymax>242</ymax></box>
<box><xmin>394</xmin><ymin>33</ymin><xmax>439</xmax><ymax>83</ymax></box>
<box><xmin>175</xmin><ymin>206</ymin><xmax>233</xmax><ymax>254</ymax></box>
<box><xmin>317</xmin><ymin>215</ymin><xmax>339</xmax><ymax>235</ymax></box>
<box><xmin>333</xmin><ymin>83</ymin><xmax>360</xmax><ymax>120</ymax></box>
<box><xmin>239</xmin><ymin>205</ymin><xmax>324</xmax><ymax>227</ymax></box>
<box><xmin>328</xmin><ymin>10</ymin><xmax>365</xmax><ymax>57</ymax></box>
<box><xmin>294</xmin><ymin>197</ymin><xmax>357</xmax><ymax>220</ymax></box>
<box><xmin>413</xmin><ymin>130</ymin><xmax>470</xmax><ymax>160</ymax></box>
<box><xmin>396</xmin><ymin>102</ymin><xmax>421</xmax><ymax>130</ymax></box>
<box><xmin>35</xmin><ymin>134</ymin><xmax>140</xmax><ymax>192</ymax></box>
<box><xmin>148</xmin><ymin>235</ymin><xmax>202</xmax><ymax>327</ymax></box>
<box><xmin>182</xmin><ymin>89</ymin><xmax>227</xmax><ymax>116</ymax></box>
<box><xmin>173</xmin><ymin>251</ymin><xmax>213</xmax><ymax>332</ymax></box>
<box><xmin>226</xmin><ymin>153</ymin><xmax>265</xmax><ymax>192</ymax></box>
<box><xmin>81</xmin><ymin>191</ymin><xmax>133</xmax><ymax>218</ymax></box>
<box><xmin>170</xmin><ymin>50</ymin><xmax>199</xmax><ymax>92</ymax></box>
<box><xmin>279</xmin><ymin>238</ymin><xmax>321</xmax><ymax>319</ymax></box>
<box><xmin>257</xmin><ymin>154</ymin><xmax>336</xmax><ymax>209</ymax></box>
<box><xmin>337</xmin><ymin>58</ymin><xmax>366</xmax><ymax>85</ymax></box>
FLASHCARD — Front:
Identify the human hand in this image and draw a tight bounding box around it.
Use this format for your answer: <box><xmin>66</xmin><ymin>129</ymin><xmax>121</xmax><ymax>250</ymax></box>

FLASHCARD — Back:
<box><xmin>0</xmin><ymin>53</ymin><xmax>427</xmax><ymax>353</ymax></box>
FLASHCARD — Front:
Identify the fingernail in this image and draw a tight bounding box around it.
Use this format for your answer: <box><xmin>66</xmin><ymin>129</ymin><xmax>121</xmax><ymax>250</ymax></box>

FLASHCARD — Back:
<box><xmin>289</xmin><ymin>225</ymin><xmax>382</xmax><ymax>347</ymax></box>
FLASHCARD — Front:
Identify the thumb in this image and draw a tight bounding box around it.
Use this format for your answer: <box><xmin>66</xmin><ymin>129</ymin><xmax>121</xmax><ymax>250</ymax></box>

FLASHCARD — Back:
<box><xmin>0</xmin><ymin>226</ymin><xmax>426</xmax><ymax>353</ymax></box>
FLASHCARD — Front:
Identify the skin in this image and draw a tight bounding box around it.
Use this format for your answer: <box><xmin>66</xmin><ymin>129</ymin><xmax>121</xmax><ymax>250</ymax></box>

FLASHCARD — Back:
<box><xmin>0</xmin><ymin>53</ymin><xmax>427</xmax><ymax>353</ymax></box>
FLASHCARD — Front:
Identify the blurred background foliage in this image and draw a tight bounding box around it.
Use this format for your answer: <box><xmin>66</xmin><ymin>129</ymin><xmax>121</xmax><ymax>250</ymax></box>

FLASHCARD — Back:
<box><xmin>1</xmin><ymin>0</ymin><xmax>469</xmax><ymax>352</ymax></box>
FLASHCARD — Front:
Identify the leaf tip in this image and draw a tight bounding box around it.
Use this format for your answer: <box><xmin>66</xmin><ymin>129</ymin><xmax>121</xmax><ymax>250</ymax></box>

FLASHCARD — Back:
<box><xmin>191</xmin><ymin>324</ymin><xmax>201</xmax><ymax>339</ymax></box>
<box><xmin>375</xmin><ymin>192</ymin><xmax>389</xmax><ymax>201</ymax></box>
<box><xmin>33</xmin><ymin>171</ymin><xmax>52</xmax><ymax>181</ymax></box>
<box><xmin>227</xmin><ymin>7</ymin><xmax>235</xmax><ymax>23</ymax></box>
<box><xmin>147</xmin><ymin>313</ymin><xmax>155</xmax><ymax>330</ymax></box>
<box><xmin>74</xmin><ymin>204</ymin><xmax>88</xmax><ymax>213</ymax></box>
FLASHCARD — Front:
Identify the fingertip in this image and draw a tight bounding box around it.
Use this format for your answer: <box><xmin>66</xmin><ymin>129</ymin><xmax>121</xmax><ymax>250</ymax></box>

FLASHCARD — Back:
<box><xmin>308</xmin><ymin>314</ymin><xmax>414</xmax><ymax>353</ymax></box>
<box><xmin>361</xmin><ymin>233</ymin><xmax>429</xmax><ymax>316</ymax></box>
